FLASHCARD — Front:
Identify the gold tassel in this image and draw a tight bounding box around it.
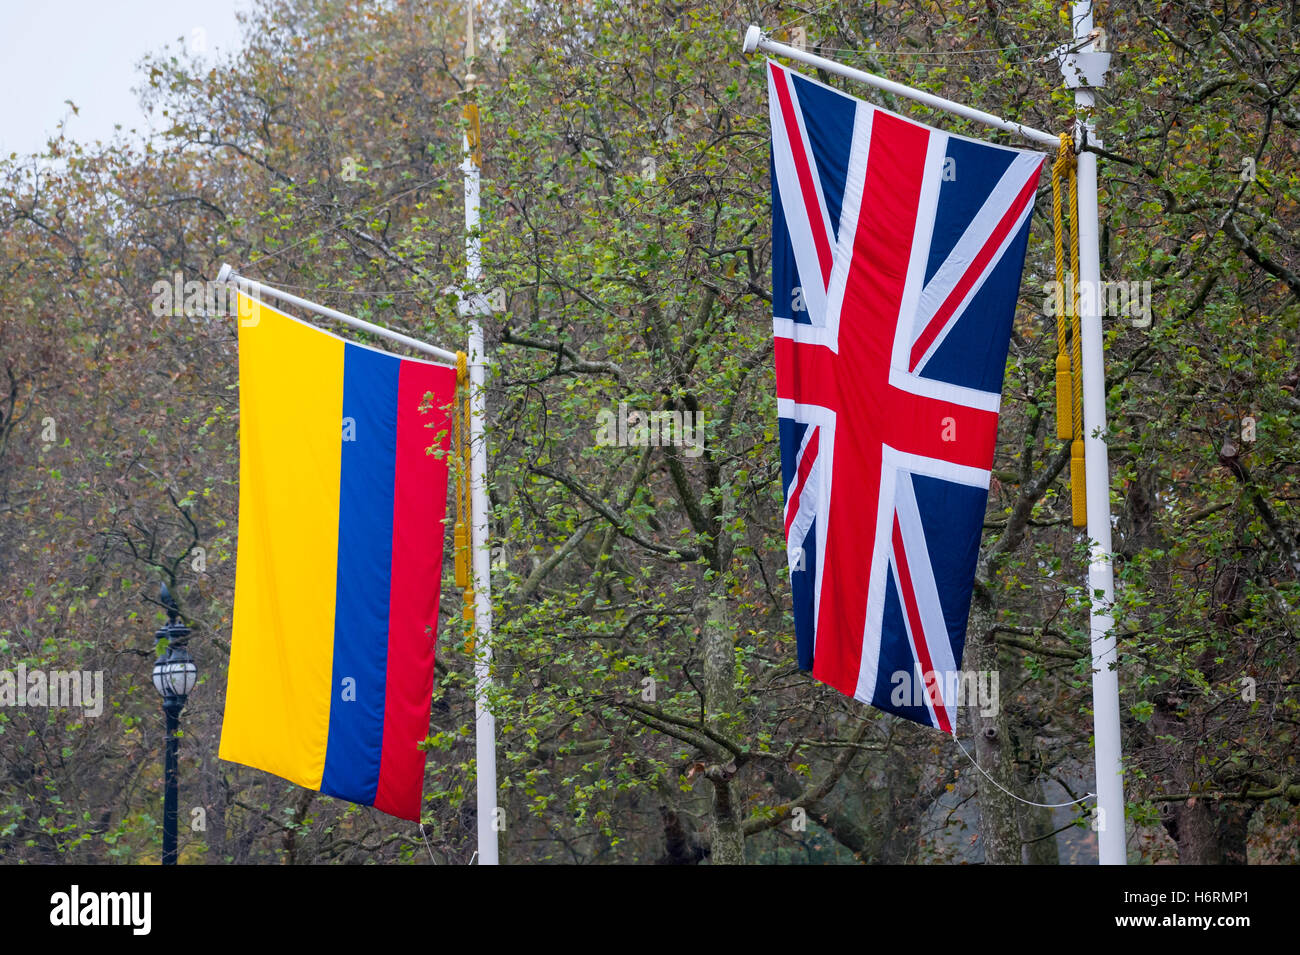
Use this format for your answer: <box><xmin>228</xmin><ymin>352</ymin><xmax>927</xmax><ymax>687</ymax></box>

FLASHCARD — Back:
<box><xmin>1071</xmin><ymin>439</ymin><xmax>1087</xmax><ymax>528</ymax></box>
<box><xmin>1055</xmin><ymin>352</ymin><xmax>1073</xmax><ymax>440</ymax></box>
<box><xmin>453</xmin><ymin>521</ymin><xmax>469</xmax><ymax>589</ymax></box>
<box><xmin>463</xmin><ymin>102</ymin><xmax>482</xmax><ymax>168</ymax></box>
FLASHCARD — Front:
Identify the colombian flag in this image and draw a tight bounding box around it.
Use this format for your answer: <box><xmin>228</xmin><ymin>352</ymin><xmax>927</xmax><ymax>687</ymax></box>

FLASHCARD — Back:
<box><xmin>219</xmin><ymin>291</ymin><xmax>455</xmax><ymax>821</ymax></box>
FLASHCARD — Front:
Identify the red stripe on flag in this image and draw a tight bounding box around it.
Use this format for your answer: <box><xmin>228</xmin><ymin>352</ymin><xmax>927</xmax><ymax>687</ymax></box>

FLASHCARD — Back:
<box><xmin>878</xmin><ymin>396</ymin><xmax>1000</xmax><ymax>473</ymax></box>
<box><xmin>784</xmin><ymin>427</ymin><xmax>820</xmax><ymax>537</ymax></box>
<box><xmin>771</xmin><ymin>63</ymin><xmax>834</xmax><ymax>288</ymax></box>
<box><xmin>891</xmin><ymin>516</ymin><xmax>951</xmax><ymax>735</ymax></box>
<box><xmin>774</xmin><ymin>336</ymin><xmax>838</xmax><ymax>408</ymax></box>
<box><xmin>373</xmin><ymin>360</ymin><xmax>455</xmax><ymax>821</ymax></box>
<box><xmin>908</xmin><ymin>168</ymin><xmax>1041</xmax><ymax>371</ymax></box>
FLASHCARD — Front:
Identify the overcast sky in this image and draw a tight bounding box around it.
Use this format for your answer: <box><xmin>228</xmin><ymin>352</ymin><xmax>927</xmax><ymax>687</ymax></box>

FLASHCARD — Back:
<box><xmin>1</xmin><ymin>0</ymin><xmax>251</xmax><ymax>157</ymax></box>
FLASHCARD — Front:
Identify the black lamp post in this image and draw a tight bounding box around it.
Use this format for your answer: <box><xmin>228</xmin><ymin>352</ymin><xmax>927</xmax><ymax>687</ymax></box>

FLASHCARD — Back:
<box><xmin>152</xmin><ymin>583</ymin><xmax>197</xmax><ymax>866</ymax></box>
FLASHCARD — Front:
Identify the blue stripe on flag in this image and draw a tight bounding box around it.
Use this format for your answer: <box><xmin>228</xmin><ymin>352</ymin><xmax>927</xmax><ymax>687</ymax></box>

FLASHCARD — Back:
<box><xmin>321</xmin><ymin>343</ymin><xmax>399</xmax><ymax>805</ymax></box>
<box><xmin>792</xmin><ymin>519</ymin><xmax>817</xmax><ymax>671</ymax></box>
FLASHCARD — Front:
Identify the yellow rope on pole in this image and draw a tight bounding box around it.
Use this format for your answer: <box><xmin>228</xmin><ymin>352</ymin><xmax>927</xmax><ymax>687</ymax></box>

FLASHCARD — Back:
<box><xmin>1051</xmin><ymin>136</ymin><xmax>1072</xmax><ymax>443</ymax></box>
<box><xmin>453</xmin><ymin>351</ymin><xmax>476</xmax><ymax>648</ymax></box>
<box><xmin>1051</xmin><ymin>133</ymin><xmax>1087</xmax><ymax>529</ymax></box>
<box><xmin>1067</xmin><ymin>135</ymin><xmax>1087</xmax><ymax>531</ymax></box>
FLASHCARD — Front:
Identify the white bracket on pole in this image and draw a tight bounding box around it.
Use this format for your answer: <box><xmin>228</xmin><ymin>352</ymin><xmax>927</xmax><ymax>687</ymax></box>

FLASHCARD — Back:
<box><xmin>1057</xmin><ymin>31</ymin><xmax>1112</xmax><ymax>89</ymax></box>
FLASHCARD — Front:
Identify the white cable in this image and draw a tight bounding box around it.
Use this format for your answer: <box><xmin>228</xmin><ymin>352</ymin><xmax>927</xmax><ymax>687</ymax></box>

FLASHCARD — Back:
<box><xmin>952</xmin><ymin>734</ymin><xmax>1095</xmax><ymax>808</ymax></box>
<box><xmin>417</xmin><ymin>823</ymin><xmax>438</xmax><ymax>863</ymax></box>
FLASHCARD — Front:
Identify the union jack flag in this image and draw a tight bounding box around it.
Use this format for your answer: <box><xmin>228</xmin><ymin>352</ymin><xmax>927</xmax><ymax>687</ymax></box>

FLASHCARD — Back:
<box><xmin>768</xmin><ymin>61</ymin><xmax>1045</xmax><ymax>733</ymax></box>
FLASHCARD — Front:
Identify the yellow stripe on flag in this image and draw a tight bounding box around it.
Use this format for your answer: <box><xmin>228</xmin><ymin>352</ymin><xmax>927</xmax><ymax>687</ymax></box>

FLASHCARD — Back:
<box><xmin>219</xmin><ymin>292</ymin><xmax>344</xmax><ymax>791</ymax></box>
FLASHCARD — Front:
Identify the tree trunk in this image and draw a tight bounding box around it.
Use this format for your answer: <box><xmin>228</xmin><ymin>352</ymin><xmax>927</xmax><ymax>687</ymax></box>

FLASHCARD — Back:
<box><xmin>1021</xmin><ymin>777</ymin><xmax>1060</xmax><ymax>864</ymax></box>
<box><xmin>1161</xmin><ymin>799</ymin><xmax>1252</xmax><ymax>864</ymax></box>
<box><xmin>707</xmin><ymin>776</ymin><xmax>745</xmax><ymax>865</ymax></box>
<box><xmin>968</xmin><ymin>598</ymin><xmax>1021</xmax><ymax>864</ymax></box>
<box><xmin>700</xmin><ymin>588</ymin><xmax>744</xmax><ymax>864</ymax></box>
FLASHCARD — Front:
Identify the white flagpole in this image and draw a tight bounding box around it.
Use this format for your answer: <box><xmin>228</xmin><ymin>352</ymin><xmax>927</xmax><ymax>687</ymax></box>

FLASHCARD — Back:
<box><xmin>1065</xmin><ymin>0</ymin><xmax>1125</xmax><ymax>866</ymax></box>
<box><xmin>462</xmin><ymin>0</ymin><xmax>499</xmax><ymax>866</ymax></box>
<box><xmin>742</xmin><ymin>8</ymin><xmax>1125</xmax><ymax>864</ymax></box>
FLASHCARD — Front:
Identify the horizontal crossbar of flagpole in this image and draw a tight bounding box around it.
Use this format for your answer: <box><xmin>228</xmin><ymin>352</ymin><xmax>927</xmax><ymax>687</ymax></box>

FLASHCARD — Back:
<box><xmin>217</xmin><ymin>264</ymin><xmax>460</xmax><ymax>364</ymax></box>
<box><xmin>743</xmin><ymin>26</ymin><xmax>1061</xmax><ymax>149</ymax></box>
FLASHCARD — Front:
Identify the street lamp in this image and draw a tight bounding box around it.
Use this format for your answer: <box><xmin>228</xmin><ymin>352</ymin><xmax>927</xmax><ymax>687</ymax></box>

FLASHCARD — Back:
<box><xmin>152</xmin><ymin>583</ymin><xmax>197</xmax><ymax>866</ymax></box>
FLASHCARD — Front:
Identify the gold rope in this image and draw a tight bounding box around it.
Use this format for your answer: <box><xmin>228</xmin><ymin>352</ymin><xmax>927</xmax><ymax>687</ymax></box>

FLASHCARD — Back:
<box><xmin>1051</xmin><ymin>134</ymin><xmax>1087</xmax><ymax>529</ymax></box>
<box><xmin>1067</xmin><ymin>134</ymin><xmax>1086</xmax><ymax>531</ymax></box>
<box><xmin>453</xmin><ymin>351</ymin><xmax>476</xmax><ymax>648</ymax></box>
<box><xmin>1051</xmin><ymin>136</ymin><xmax>1072</xmax><ymax>441</ymax></box>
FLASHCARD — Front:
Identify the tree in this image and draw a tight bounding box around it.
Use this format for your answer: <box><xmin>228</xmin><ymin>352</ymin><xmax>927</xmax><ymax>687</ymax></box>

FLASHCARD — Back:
<box><xmin>1</xmin><ymin>0</ymin><xmax>1295</xmax><ymax>865</ymax></box>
